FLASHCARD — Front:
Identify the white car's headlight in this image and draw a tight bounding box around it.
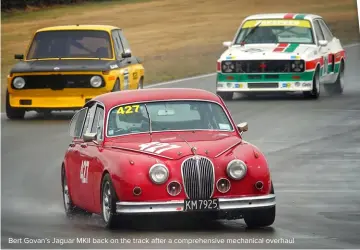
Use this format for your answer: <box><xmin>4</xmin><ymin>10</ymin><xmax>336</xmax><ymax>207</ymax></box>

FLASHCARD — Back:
<box><xmin>13</xmin><ymin>77</ymin><xmax>26</xmax><ymax>89</ymax></box>
<box><xmin>90</xmin><ymin>76</ymin><xmax>102</xmax><ymax>88</ymax></box>
<box><xmin>226</xmin><ymin>159</ymin><xmax>247</xmax><ymax>180</ymax></box>
<box><xmin>149</xmin><ymin>164</ymin><xmax>169</xmax><ymax>184</ymax></box>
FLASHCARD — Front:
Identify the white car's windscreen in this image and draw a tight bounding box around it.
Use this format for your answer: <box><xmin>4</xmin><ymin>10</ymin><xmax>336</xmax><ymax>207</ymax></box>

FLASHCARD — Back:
<box><xmin>234</xmin><ymin>19</ymin><xmax>314</xmax><ymax>44</ymax></box>
<box><xmin>106</xmin><ymin>100</ymin><xmax>234</xmax><ymax>136</ymax></box>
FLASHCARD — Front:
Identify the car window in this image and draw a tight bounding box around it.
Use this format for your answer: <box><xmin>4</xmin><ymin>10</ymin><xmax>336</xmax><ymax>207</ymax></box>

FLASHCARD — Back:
<box><xmin>82</xmin><ymin>103</ymin><xmax>97</xmax><ymax>137</ymax></box>
<box><xmin>313</xmin><ymin>20</ymin><xmax>325</xmax><ymax>42</ymax></box>
<box><xmin>107</xmin><ymin>101</ymin><xmax>234</xmax><ymax>137</ymax></box>
<box><xmin>69</xmin><ymin>107</ymin><xmax>88</xmax><ymax>138</ymax></box>
<box><xmin>27</xmin><ymin>30</ymin><xmax>113</xmax><ymax>59</ymax></box>
<box><xmin>318</xmin><ymin>19</ymin><xmax>334</xmax><ymax>41</ymax></box>
<box><xmin>111</xmin><ymin>30</ymin><xmax>124</xmax><ymax>59</ymax></box>
<box><xmin>235</xmin><ymin>19</ymin><xmax>314</xmax><ymax>44</ymax></box>
<box><xmin>118</xmin><ymin>30</ymin><xmax>131</xmax><ymax>53</ymax></box>
<box><xmin>91</xmin><ymin>105</ymin><xmax>105</xmax><ymax>141</ymax></box>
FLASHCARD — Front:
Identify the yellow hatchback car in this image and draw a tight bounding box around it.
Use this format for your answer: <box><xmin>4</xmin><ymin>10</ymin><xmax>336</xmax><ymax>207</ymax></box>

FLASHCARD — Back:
<box><xmin>6</xmin><ymin>25</ymin><xmax>145</xmax><ymax>119</ymax></box>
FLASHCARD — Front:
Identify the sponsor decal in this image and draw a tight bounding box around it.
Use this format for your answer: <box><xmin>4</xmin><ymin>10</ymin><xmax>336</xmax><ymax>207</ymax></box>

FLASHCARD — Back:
<box><xmin>273</xmin><ymin>43</ymin><xmax>300</xmax><ymax>53</ymax></box>
<box><xmin>242</xmin><ymin>19</ymin><xmax>310</xmax><ymax>28</ymax></box>
<box><xmin>110</xmin><ymin>64</ymin><xmax>119</xmax><ymax>69</ymax></box>
<box><xmin>139</xmin><ymin>142</ymin><xmax>181</xmax><ymax>154</ymax></box>
<box><xmin>281</xmin><ymin>82</ymin><xmax>291</xmax><ymax>88</ymax></box>
<box><xmin>283</xmin><ymin>13</ymin><xmax>307</xmax><ymax>20</ymax></box>
<box><xmin>226</xmin><ymin>55</ymin><xmax>236</xmax><ymax>59</ymax></box>
<box><xmin>234</xmin><ymin>83</ymin><xmax>243</xmax><ymax>88</ymax></box>
<box><xmin>243</xmin><ymin>48</ymin><xmax>264</xmax><ymax>53</ymax></box>
<box><xmin>133</xmin><ymin>72</ymin><xmax>138</xmax><ymax>80</ymax></box>
<box><xmin>290</xmin><ymin>55</ymin><xmax>301</xmax><ymax>60</ymax></box>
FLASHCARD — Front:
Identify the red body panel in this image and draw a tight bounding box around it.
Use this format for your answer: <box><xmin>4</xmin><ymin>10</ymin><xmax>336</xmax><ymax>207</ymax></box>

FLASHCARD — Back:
<box><xmin>63</xmin><ymin>88</ymin><xmax>273</xmax><ymax>214</ymax></box>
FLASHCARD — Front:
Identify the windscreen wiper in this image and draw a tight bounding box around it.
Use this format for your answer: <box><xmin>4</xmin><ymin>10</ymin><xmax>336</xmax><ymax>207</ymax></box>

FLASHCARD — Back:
<box><xmin>239</xmin><ymin>21</ymin><xmax>262</xmax><ymax>46</ymax></box>
<box><xmin>143</xmin><ymin>104</ymin><xmax>152</xmax><ymax>136</ymax></box>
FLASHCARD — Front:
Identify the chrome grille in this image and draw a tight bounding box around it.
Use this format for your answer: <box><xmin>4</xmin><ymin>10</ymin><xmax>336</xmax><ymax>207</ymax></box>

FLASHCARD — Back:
<box><xmin>181</xmin><ymin>156</ymin><xmax>215</xmax><ymax>199</ymax></box>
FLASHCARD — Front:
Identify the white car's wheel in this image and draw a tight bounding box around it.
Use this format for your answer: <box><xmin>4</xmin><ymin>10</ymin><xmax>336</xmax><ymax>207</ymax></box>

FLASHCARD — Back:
<box><xmin>303</xmin><ymin>69</ymin><xmax>320</xmax><ymax>99</ymax></box>
<box><xmin>217</xmin><ymin>92</ymin><xmax>233</xmax><ymax>100</ymax></box>
<box><xmin>324</xmin><ymin>61</ymin><xmax>344</xmax><ymax>94</ymax></box>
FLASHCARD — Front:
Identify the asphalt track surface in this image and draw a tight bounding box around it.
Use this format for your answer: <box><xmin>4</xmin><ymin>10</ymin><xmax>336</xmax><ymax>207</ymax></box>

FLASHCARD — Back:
<box><xmin>1</xmin><ymin>44</ymin><xmax>360</xmax><ymax>249</ymax></box>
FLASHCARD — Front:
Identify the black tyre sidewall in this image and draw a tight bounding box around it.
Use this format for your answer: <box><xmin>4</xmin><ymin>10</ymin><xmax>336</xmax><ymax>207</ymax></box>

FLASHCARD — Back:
<box><xmin>6</xmin><ymin>90</ymin><xmax>25</xmax><ymax>119</ymax></box>
<box><xmin>101</xmin><ymin>174</ymin><xmax>119</xmax><ymax>229</ymax></box>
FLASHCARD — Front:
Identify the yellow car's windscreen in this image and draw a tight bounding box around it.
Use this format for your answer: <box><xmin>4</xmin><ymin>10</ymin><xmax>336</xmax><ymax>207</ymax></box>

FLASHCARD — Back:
<box><xmin>26</xmin><ymin>30</ymin><xmax>113</xmax><ymax>60</ymax></box>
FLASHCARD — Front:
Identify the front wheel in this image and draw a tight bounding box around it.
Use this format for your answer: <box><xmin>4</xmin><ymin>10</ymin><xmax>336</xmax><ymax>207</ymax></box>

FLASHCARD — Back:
<box><xmin>217</xmin><ymin>92</ymin><xmax>233</xmax><ymax>100</ymax></box>
<box><xmin>244</xmin><ymin>206</ymin><xmax>276</xmax><ymax>228</ymax></box>
<box><xmin>101</xmin><ymin>173</ymin><xmax>120</xmax><ymax>229</ymax></box>
<box><xmin>244</xmin><ymin>181</ymin><xmax>275</xmax><ymax>228</ymax></box>
<box><xmin>303</xmin><ymin>69</ymin><xmax>320</xmax><ymax>99</ymax></box>
<box><xmin>111</xmin><ymin>79</ymin><xmax>120</xmax><ymax>92</ymax></box>
<box><xmin>62</xmin><ymin>167</ymin><xmax>91</xmax><ymax>218</ymax></box>
<box><xmin>6</xmin><ymin>90</ymin><xmax>25</xmax><ymax>120</ymax></box>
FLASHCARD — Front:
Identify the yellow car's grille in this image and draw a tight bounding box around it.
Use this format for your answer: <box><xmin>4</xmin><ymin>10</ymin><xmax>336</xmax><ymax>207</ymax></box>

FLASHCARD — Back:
<box><xmin>17</xmin><ymin>75</ymin><xmax>105</xmax><ymax>90</ymax></box>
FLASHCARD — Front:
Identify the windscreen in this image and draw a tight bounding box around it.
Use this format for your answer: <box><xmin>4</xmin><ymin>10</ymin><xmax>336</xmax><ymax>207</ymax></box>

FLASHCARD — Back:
<box><xmin>107</xmin><ymin>101</ymin><xmax>234</xmax><ymax>136</ymax></box>
<box><xmin>235</xmin><ymin>19</ymin><xmax>314</xmax><ymax>44</ymax></box>
<box><xmin>26</xmin><ymin>30</ymin><xmax>113</xmax><ymax>59</ymax></box>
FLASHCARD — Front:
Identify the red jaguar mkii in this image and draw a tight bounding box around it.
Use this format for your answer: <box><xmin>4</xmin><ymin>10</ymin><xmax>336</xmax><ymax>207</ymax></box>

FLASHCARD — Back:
<box><xmin>62</xmin><ymin>88</ymin><xmax>276</xmax><ymax>229</ymax></box>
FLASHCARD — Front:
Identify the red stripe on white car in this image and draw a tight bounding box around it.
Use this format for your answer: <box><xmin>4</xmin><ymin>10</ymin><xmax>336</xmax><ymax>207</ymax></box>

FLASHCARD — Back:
<box><xmin>272</xmin><ymin>43</ymin><xmax>289</xmax><ymax>52</ymax></box>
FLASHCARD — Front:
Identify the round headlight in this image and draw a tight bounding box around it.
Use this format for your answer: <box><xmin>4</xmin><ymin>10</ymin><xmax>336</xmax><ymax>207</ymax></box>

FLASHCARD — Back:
<box><xmin>149</xmin><ymin>164</ymin><xmax>169</xmax><ymax>184</ymax></box>
<box><xmin>90</xmin><ymin>76</ymin><xmax>102</xmax><ymax>88</ymax></box>
<box><xmin>13</xmin><ymin>77</ymin><xmax>26</xmax><ymax>89</ymax></box>
<box><xmin>226</xmin><ymin>159</ymin><xmax>247</xmax><ymax>180</ymax></box>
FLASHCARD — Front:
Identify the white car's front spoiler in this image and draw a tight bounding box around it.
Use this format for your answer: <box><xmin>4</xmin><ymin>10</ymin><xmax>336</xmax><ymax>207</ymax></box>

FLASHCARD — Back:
<box><xmin>217</xmin><ymin>81</ymin><xmax>313</xmax><ymax>92</ymax></box>
<box><xmin>116</xmin><ymin>194</ymin><xmax>275</xmax><ymax>214</ymax></box>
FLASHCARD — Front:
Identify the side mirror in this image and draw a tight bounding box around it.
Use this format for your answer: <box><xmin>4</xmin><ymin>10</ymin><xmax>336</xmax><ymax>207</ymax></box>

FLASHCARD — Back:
<box><xmin>223</xmin><ymin>41</ymin><xmax>232</xmax><ymax>47</ymax></box>
<box><xmin>14</xmin><ymin>54</ymin><xmax>24</xmax><ymax>60</ymax></box>
<box><xmin>83</xmin><ymin>132</ymin><xmax>97</xmax><ymax>142</ymax></box>
<box><xmin>237</xmin><ymin>122</ymin><xmax>248</xmax><ymax>135</ymax></box>
<box><xmin>318</xmin><ymin>40</ymin><xmax>328</xmax><ymax>47</ymax></box>
<box><xmin>121</xmin><ymin>50</ymin><xmax>132</xmax><ymax>58</ymax></box>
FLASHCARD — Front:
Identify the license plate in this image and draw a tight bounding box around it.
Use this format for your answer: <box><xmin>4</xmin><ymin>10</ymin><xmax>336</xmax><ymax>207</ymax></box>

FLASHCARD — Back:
<box><xmin>183</xmin><ymin>198</ymin><xmax>219</xmax><ymax>211</ymax></box>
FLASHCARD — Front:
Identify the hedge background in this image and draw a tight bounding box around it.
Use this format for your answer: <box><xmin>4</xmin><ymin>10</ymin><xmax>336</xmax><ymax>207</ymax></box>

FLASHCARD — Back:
<box><xmin>1</xmin><ymin>0</ymin><xmax>113</xmax><ymax>11</ymax></box>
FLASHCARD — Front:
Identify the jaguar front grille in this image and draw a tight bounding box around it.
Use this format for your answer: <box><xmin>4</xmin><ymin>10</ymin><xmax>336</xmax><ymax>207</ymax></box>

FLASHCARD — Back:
<box><xmin>181</xmin><ymin>156</ymin><xmax>215</xmax><ymax>199</ymax></box>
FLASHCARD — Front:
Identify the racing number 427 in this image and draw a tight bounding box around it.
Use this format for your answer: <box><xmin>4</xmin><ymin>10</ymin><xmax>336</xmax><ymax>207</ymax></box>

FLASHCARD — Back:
<box><xmin>80</xmin><ymin>160</ymin><xmax>89</xmax><ymax>184</ymax></box>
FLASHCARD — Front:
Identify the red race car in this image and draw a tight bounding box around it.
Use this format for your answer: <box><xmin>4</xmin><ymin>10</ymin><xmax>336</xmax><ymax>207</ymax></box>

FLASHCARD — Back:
<box><xmin>62</xmin><ymin>88</ymin><xmax>276</xmax><ymax>229</ymax></box>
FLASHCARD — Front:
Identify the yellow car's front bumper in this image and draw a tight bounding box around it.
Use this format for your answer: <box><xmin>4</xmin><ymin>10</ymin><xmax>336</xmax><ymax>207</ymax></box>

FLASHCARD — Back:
<box><xmin>8</xmin><ymin>88</ymin><xmax>109</xmax><ymax>110</ymax></box>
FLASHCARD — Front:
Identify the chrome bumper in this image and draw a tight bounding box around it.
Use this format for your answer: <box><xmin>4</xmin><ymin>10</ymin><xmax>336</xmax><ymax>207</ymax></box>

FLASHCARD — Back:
<box><xmin>116</xmin><ymin>194</ymin><xmax>275</xmax><ymax>214</ymax></box>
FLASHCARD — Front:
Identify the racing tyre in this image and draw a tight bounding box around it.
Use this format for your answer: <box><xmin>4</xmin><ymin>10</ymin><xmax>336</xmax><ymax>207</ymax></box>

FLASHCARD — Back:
<box><xmin>112</xmin><ymin>79</ymin><xmax>121</xmax><ymax>92</ymax></box>
<box><xmin>303</xmin><ymin>69</ymin><xmax>320</xmax><ymax>99</ymax></box>
<box><xmin>137</xmin><ymin>77</ymin><xmax>144</xmax><ymax>89</ymax></box>
<box><xmin>324</xmin><ymin>61</ymin><xmax>344</xmax><ymax>94</ymax></box>
<box><xmin>217</xmin><ymin>92</ymin><xmax>233</xmax><ymax>100</ymax></box>
<box><xmin>244</xmin><ymin>181</ymin><xmax>275</xmax><ymax>228</ymax></box>
<box><xmin>6</xmin><ymin>90</ymin><xmax>25</xmax><ymax>120</ymax></box>
<box><xmin>62</xmin><ymin>167</ymin><xmax>92</xmax><ymax>218</ymax></box>
<box><xmin>101</xmin><ymin>173</ymin><xmax>120</xmax><ymax>229</ymax></box>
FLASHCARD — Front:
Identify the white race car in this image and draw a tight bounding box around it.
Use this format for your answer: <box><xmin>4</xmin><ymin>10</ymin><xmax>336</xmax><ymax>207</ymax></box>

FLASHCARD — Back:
<box><xmin>216</xmin><ymin>13</ymin><xmax>346</xmax><ymax>100</ymax></box>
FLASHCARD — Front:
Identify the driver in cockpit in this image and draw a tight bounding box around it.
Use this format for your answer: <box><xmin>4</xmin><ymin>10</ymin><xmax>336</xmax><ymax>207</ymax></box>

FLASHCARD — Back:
<box><xmin>109</xmin><ymin>105</ymin><xmax>150</xmax><ymax>135</ymax></box>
